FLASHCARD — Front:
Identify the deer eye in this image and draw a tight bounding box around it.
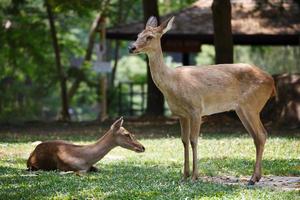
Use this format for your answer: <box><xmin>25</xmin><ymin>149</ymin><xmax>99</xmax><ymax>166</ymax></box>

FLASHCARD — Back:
<box><xmin>146</xmin><ymin>36</ymin><xmax>153</xmax><ymax>41</ymax></box>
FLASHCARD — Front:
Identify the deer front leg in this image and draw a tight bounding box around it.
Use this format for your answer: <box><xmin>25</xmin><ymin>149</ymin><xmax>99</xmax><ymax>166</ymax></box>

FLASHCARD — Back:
<box><xmin>180</xmin><ymin>117</ymin><xmax>190</xmax><ymax>180</ymax></box>
<box><xmin>190</xmin><ymin>115</ymin><xmax>201</xmax><ymax>181</ymax></box>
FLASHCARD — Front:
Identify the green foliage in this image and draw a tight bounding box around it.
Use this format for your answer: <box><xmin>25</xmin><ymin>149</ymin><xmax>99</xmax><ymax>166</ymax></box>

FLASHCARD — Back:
<box><xmin>116</xmin><ymin>55</ymin><xmax>147</xmax><ymax>83</ymax></box>
<box><xmin>159</xmin><ymin>0</ymin><xmax>198</xmax><ymax>15</ymax></box>
<box><xmin>0</xmin><ymin>128</ymin><xmax>299</xmax><ymax>199</ymax></box>
<box><xmin>0</xmin><ymin>0</ymin><xmax>105</xmax><ymax>121</ymax></box>
<box><xmin>0</xmin><ymin>0</ymin><xmax>147</xmax><ymax>122</ymax></box>
<box><xmin>0</xmin><ymin>0</ymin><xmax>59</xmax><ymax>121</ymax></box>
<box><xmin>1</xmin><ymin>0</ymin><xmax>299</xmax><ymax>122</ymax></box>
<box><xmin>48</xmin><ymin>0</ymin><xmax>103</xmax><ymax>15</ymax></box>
<box><xmin>195</xmin><ymin>45</ymin><xmax>215</xmax><ymax>66</ymax></box>
<box><xmin>195</xmin><ymin>45</ymin><xmax>300</xmax><ymax>74</ymax></box>
<box><xmin>234</xmin><ymin>46</ymin><xmax>300</xmax><ymax>74</ymax></box>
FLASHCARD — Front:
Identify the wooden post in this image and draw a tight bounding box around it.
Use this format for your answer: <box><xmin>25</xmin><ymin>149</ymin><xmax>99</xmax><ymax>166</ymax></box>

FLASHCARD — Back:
<box><xmin>100</xmin><ymin>75</ymin><xmax>108</xmax><ymax>121</ymax></box>
<box><xmin>182</xmin><ymin>53</ymin><xmax>190</xmax><ymax>65</ymax></box>
<box><xmin>129</xmin><ymin>82</ymin><xmax>133</xmax><ymax>116</ymax></box>
<box><xmin>141</xmin><ymin>83</ymin><xmax>145</xmax><ymax>113</ymax></box>
<box><xmin>98</xmin><ymin>16</ymin><xmax>108</xmax><ymax>121</ymax></box>
<box><xmin>118</xmin><ymin>82</ymin><xmax>122</xmax><ymax>116</ymax></box>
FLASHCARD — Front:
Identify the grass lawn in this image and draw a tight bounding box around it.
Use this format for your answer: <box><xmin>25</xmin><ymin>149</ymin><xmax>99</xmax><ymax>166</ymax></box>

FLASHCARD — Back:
<box><xmin>0</xmin><ymin>122</ymin><xmax>299</xmax><ymax>199</ymax></box>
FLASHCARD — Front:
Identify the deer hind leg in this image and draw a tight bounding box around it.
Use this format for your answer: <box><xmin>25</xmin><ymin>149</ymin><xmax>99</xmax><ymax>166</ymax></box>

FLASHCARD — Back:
<box><xmin>180</xmin><ymin>117</ymin><xmax>191</xmax><ymax>179</ymax></box>
<box><xmin>236</xmin><ymin>106</ymin><xmax>267</xmax><ymax>185</ymax></box>
<box><xmin>189</xmin><ymin>114</ymin><xmax>202</xmax><ymax>181</ymax></box>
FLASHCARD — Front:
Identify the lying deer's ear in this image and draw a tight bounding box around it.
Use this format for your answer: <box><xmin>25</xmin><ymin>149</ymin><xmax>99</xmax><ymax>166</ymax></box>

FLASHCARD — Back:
<box><xmin>146</xmin><ymin>16</ymin><xmax>158</xmax><ymax>28</ymax></box>
<box><xmin>159</xmin><ymin>16</ymin><xmax>175</xmax><ymax>34</ymax></box>
<box><xmin>111</xmin><ymin>117</ymin><xmax>124</xmax><ymax>131</ymax></box>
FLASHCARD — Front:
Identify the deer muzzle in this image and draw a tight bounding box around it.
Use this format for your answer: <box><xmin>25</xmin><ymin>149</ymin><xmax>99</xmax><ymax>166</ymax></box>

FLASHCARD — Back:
<box><xmin>134</xmin><ymin>144</ymin><xmax>145</xmax><ymax>153</ymax></box>
<box><xmin>128</xmin><ymin>44</ymin><xmax>137</xmax><ymax>54</ymax></box>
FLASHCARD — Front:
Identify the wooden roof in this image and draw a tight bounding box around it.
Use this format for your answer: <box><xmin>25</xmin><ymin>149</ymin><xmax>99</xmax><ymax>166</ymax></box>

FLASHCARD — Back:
<box><xmin>106</xmin><ymin>0</ymin><xmax>300</xmax><ymax>46</ymax></box>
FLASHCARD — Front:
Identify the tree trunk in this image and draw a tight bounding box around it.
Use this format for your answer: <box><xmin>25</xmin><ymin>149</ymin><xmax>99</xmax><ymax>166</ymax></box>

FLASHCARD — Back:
<box><xmin>143</xmin><ymin>0</ymin><xmax>165</xmax><ymax>116</ymax></box>
<box><xmin>212</xmin><ymin>0</ymin><xmax>233</xmax><ymax>64</ymax></box>
<box><xmin>46</xmin><ymin>1</ymin><xmax>70</xmax><ymax>121</ymax></box>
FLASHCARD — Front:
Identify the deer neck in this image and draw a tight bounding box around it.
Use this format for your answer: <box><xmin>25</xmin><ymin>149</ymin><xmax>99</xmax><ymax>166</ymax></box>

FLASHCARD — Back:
<box><xmin>83</xmin><ymin>131</ymin><xmax>116</xmax><ymax>164</ymax></box>
<box><xmin>146</xmin><ymin>43</ymin><xmax>173</xmax><ymax>92</ymax></box>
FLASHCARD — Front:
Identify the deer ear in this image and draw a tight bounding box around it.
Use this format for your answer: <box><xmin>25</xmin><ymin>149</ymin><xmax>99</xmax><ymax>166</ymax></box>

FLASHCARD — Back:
<box><xmin>146</xmin><ymin>16</ymin><xmax>158</xmax><ymax>28</ymax></box>
<box><xmin>160</xmin><ymin>16</ymin><xmax>175</xmax><ymax>34</ymax></box>
<box><xmin>111</xmin><ymin>117</ymin><xmax>124</xmax><ymax>131</ymax></box>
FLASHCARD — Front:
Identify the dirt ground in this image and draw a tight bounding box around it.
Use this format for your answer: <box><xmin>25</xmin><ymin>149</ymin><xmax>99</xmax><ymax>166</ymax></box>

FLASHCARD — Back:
<box><xmin>0</xmin><ymin>115</ymin><xmax>299</xmax><ymax>137</ymax></box>
<box><xmin>200</xmin><ymin>175</ymin><xmax>300</xmax><ymax>191</ymax></box>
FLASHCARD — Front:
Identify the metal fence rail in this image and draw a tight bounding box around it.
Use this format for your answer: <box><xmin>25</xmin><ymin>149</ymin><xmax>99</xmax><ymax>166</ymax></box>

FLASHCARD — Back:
<box><xmin>118</xmin><ymin>82</ymin><xmax>147</xmax><ymax>116</ymax></box>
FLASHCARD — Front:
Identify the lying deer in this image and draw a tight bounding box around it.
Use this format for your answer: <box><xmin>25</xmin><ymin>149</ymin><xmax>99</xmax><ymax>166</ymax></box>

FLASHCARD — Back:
<box><xmin>27</xmin><ymin>117</ymin><xmax>145</xmax><ymax>172</ymax></box>
<box><xmin>128</xmin><ymin>16</ymin><xmax>276</xmax><ymax>185</ymax></box>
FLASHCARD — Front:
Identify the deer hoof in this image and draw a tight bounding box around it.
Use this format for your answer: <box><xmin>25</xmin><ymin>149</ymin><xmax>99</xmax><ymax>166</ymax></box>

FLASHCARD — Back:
<box><xmin>247</xmin><ymin>180</ymin><xmax>256</xmax><ymax>186</ymax></box>
<box><xmin>247</xmin><ymin>174</ymin><xmax>261</xmax><ymax>185</ymax></box>
<box><xmin>191</xmin><ymin>174</ymin><xmax>199</xmax><ymax>181</ymax></box>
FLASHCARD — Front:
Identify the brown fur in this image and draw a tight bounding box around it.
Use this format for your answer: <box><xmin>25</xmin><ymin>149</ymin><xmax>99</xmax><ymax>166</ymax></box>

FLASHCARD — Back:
<box><xmin>129</xmin><ymin>16</ymin><xmax>275</xmax><ymax>184</ymax></box>
<box><xmin>27</xmin><ymin>118</ymin><xmax>145</xmax><ymax>172</ymax></box>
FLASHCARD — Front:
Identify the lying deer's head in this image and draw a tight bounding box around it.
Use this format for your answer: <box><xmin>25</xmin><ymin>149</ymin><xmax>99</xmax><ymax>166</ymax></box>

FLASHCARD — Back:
<box><xmin>110</xmin><ymin>117</ymin><xmax>145</xmax><ymax>153</ymax></box>
<box><xmin>128</xmin><ymin>16</ymin><xmax>175</xmax><ymax>54</ymax></box>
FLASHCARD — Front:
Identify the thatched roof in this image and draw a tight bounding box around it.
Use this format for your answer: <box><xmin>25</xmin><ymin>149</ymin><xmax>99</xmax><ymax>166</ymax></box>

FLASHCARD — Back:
<box><xmin>106</xmin><ymin>0</ymin><xmax>300</xmax><ymax>45</ymax></box>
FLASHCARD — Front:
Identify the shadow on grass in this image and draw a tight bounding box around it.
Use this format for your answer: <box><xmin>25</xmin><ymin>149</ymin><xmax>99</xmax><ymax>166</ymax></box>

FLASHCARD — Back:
<box><xmin>0</xmin><ymin>164</ymin><xmax>238</xmax><ymax>200</ymax></box>
<box><xmin>0</xmin><ymin>156</ymin><xmax>299</xmax><ymax>199</ymax></box>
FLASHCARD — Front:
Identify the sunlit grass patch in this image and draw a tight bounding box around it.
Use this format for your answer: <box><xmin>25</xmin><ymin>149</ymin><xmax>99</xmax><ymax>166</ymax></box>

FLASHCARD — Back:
<box><xmin>0</xmin><ymin>131</ymin><xmax>299</xmax><ymax>199</ymax></box>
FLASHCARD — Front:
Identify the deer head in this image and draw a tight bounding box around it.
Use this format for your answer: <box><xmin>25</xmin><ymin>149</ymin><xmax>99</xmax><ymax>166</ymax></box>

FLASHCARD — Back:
<box><xmin>110</xmin><ymin>117</ymin><xmax>145</xmax><ymax>153</ymax></box>
<box><xmin>128</xmin><ymin>16</ymin><xmax>175</xmax><ymax>54</ymax></box>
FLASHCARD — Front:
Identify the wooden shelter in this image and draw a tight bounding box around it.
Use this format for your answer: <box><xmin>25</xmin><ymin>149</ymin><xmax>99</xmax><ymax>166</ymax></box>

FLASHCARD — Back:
<box><xmin>107</xmin><ymin>0</ymin><xmax>300</xmax><ymax>53</ymax></box>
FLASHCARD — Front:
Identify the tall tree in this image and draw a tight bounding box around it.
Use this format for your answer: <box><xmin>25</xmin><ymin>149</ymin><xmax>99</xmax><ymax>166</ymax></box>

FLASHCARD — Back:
<box><xmin>142</xmin><ymin>0</ymin><xmax>165</xmax><ymax>116</ymax></box>
<box><xmin>46</xmin><ymin>1</ymin><xmax>70</xmax><ymax>121</ymax></box>
<box><xmin>212</xmin><ymin>0</ymin><xmax>233</xmax><ymax>64</ymax></box>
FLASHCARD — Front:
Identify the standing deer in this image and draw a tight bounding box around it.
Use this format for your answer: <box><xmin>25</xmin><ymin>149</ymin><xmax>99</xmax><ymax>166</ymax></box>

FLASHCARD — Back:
<box><xmin>128</xmin><ymin>16</ymin><xmax>275</xmax><ymax>185</ymax></box>
<box><xmin>27</xmin><ymin>117</ymin><xmax>145</xmax><ymax>172</ymax></box>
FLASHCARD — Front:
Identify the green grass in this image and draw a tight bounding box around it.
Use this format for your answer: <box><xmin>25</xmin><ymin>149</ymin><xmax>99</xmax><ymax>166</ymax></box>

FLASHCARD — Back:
<box><xmin>0</xmin><ymin>126</ymin><xmax>299</xmax><ymax>199</ymax></box>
